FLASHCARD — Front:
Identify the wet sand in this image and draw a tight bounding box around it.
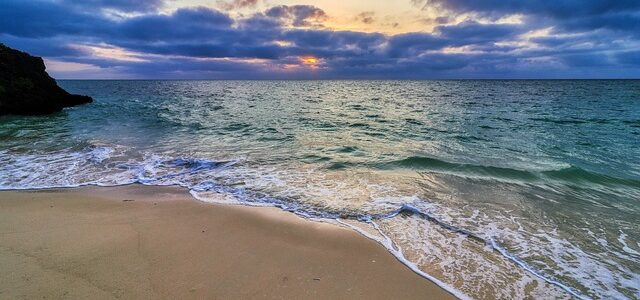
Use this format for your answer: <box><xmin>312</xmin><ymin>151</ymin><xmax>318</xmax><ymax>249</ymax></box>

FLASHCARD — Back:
<box><xmin>0</xmin><ymin>185</ymin><xmax>455</xmax><ymax>299</ymax></box>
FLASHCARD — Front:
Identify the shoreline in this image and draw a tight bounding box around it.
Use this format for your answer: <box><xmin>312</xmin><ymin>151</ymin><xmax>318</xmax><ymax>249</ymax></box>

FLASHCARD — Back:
<box><xmin>0</xmin><ymin>184</ymin><xmax>456</xmax><ymax>299</ymax></box>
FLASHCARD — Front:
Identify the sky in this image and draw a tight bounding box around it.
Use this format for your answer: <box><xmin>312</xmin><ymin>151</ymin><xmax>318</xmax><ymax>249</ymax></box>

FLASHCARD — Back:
<box><xmin>1</xmin><ymin>0</ymin><xmax>639</xmax><ymax>79</ymax></box>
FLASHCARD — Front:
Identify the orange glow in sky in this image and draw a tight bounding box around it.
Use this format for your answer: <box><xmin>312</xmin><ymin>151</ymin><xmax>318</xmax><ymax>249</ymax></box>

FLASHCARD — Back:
<box><xmin>301</xmin><ymin>56</ymin><xmax>319</xmax><ymax>66</ymax></box>
<box><xmin>170</xmin><ymin>0</ymin><xmax>442</xmax><ymax>34</ymax></box>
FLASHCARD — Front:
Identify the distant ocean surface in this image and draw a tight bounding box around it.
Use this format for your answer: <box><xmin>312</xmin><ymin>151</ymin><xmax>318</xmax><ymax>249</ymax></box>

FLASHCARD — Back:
<box><xmin>1</xmin><ymin>80</ymin><xmax>639</xmax><ymax>299</ymax></box>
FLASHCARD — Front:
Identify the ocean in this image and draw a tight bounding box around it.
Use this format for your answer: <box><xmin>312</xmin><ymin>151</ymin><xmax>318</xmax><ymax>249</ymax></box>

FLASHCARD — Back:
<box><xmin>1</xmin><ymin>80</ymin><xmax>639</xmax><ymax>299</ymax></box>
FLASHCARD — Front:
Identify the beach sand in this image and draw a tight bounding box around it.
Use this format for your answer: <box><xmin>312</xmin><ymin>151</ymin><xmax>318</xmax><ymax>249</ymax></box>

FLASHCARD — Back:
<box><xmin>0</xmin><ymin>185</ymin><xmax>455</xmax><ymax>299</ymax></box>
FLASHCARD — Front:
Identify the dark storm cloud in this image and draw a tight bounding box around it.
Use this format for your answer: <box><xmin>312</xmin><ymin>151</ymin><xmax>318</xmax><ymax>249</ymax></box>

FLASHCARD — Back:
<box><xmin>560</xmin><ymin>52</ymin><xmax>613</xmax><ymax>67</ymax></box>
<box><xmin>0</xmin><ymin>0</ymin><xmax>638</xmax><ymax>78</ymax></box>
<box><xmin>119</xmin><ymin>42</ymin><xmax>285</xmax><ymax>59</ymax></box>
<box><xmin>559</xmin><ymin>13</ymin><xmax>640</xmax><ymax>35</ymax></box>
<box><xmin>113</xmin><ymin>7</ymin><xmax>234</xmax><ymax>42</ymax></box>
<box><xmin>382</xmin><ymin>21</ymin><xmax>524</xmax><ymax>59</ymax></box>
<box><xmin>435</xmin><ymin>21</ymin><xmax>526</xmax><ymax>44</ymax></box>
<box><xmin>0</xmin><ymin>0</ymin><xmax>110</xmax><ymax>38</ymax></box>
<box><xmin>616</xmin><ymin>50</ymin><xmax>640</xmax><ymax>66</ymax></box>
<box><xmin>423</xmin><ymin>0</ymin><xmax>640</xmax><ymax>34</ymax></box>
<box><xmin>283</xmin><ymin>30</ymin><xmax>385</xmax><ymax>50</ymax></box>
<box><xmin>0</xmin><ymin>35</ymin><xmax>89</xmax><ymax>57</ymax></box>
<box><xmin>0</xmin><ymin>0</ymin><xmax>163</xmax><ymax>38</ymax></box>
<box><xmin>385</xmin><ymin>33</ymin><xmax>447</xmax><ymax>57</ymax></box>
<box><xmin>62</xmin><ymin>0</ymin><xmax>165</xmax><ymax>12</ymax></box>
<box><xmin>424</xmin><ymin>0</ymin><xmax>640</xmax><ymax>18</ymax></box>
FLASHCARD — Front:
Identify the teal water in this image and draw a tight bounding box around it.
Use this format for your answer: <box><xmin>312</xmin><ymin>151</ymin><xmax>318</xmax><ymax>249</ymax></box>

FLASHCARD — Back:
<box><xmin>1</xmin><ymin>80</ymin><xmax>639</xmax><ymax>299</ymax></box>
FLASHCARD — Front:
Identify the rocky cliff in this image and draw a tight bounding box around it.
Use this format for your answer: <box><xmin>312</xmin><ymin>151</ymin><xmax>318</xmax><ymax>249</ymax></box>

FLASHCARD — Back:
<box><xmin>0</xmin><ymin>44</ymin><xmax>92</xmax><ymax>115</ymax></box>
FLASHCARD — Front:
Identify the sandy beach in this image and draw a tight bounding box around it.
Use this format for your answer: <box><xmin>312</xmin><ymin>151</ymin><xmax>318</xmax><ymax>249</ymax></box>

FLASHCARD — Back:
<box><xmin>0</xmin><ymin>184</ymin><xmax>455</xmax><ymax>299</ymax></box>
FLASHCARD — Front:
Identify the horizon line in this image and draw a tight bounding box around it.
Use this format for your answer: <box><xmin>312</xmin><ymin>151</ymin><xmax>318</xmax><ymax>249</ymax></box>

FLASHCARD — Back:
<box><xmin>55</xmin><ymin>78</ymin><xmax>640</xmax><ymax>81</ymax></box>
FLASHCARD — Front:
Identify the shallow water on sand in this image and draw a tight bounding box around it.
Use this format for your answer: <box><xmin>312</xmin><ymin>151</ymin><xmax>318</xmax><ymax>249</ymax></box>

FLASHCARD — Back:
<box><xmin>1</xmin><ymin>80</ymin><xmax>639</xmax><ymax>299</ymax></box>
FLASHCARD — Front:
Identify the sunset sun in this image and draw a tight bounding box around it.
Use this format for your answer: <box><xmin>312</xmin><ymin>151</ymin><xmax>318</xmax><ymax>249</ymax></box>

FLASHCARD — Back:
<box><xmin>301</xmin><ymin>56</ymin><xmax>318</xmax><ymax>66</ymax></box>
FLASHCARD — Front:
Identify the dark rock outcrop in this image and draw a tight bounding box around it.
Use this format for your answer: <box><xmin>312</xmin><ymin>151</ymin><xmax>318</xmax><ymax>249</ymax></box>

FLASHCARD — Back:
<box><xmin>0</xmin><ymin>43</ymin><xmax>92</xmax><ymax>115</ymax></box>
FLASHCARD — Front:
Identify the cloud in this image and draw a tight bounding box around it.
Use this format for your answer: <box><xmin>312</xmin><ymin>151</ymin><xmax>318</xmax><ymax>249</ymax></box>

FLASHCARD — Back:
<box><xmin>113</xmin><ymin>7</ymin><xmax>234</xmax><ymax>42</ymax></box>
<box><xmin>385</xmin><ymin>33</ymin><xmax>447</xmax><ymax>57</ymax></box>
<box><xmin>424</xmin><ymin>0</ymin><xmax>640</xmax><ymax>18</ymax></box>
<box><xmin>265</xmin><ymin>5</ymin><xmax>328</xmax><ymax>27</ymax></box>
<box><xmin>62</xmin><ymin>0</ymin><xmax>165</xmax><ymax>12</ymax></box>
<box><xmin>435</xmin><ymin>21</ymin><xmax>527</xmax><ymax>45</ymax></box>
<box><xmin>615</xmin><ymin>50</ymin><xmax>640</xmax><ymax>66</ymax></box>
<box><xmin>421</xmin><ymin>0</ymin><xmax>640</xmax><ymax>34</ymax></box>
<box><xmin>0</xmin><ymin>0</ymin><xmax>110</xmax><ymax>38</ymax></box>
<box><xmin>284</xmin><ymin>30</ymin><xmax>385</xmax><ymax>50</ymax></box>
<box><xmin>217</xmin><ymin>0</ymin><xmax>260</xmax><ymax>11</ymax></box>
<box><xmin>0</xmin><ymin>35</ymin><xmax>88</xmax><ymax>57</ymax></box>
<box><xmin>1</xmin><ymin>0</ymin><xmax>639</xmax><ymax>79</ymax></box>
<box><xmin>558</xmin><ymin>13</ymin><xmax>640</xmax><ymax>35</ymax></box>
<box><xmin>355</xmin><ymin>12</ymin><xmax>375</xmax><ymax>24</ymax></box>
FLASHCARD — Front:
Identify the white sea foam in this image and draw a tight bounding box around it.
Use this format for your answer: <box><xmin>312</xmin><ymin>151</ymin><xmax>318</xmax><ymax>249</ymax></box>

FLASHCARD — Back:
<box><xmin>2</xmin><ymin>145</ymin><xmax>639</xmax><ymax>299</ymax></box>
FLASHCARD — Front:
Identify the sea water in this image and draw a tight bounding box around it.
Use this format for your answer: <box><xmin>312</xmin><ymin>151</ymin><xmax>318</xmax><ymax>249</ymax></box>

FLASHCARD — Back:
<box><xmin>1</xmin><ymin>80</ymin><xmax>639</xmax><ymax>299</ymax></box>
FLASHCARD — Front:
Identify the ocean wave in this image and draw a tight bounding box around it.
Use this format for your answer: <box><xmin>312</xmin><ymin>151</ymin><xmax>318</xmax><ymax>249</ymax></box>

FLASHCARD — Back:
<box><xmin>0</xmin><ymin>149</ymin><xmax>577</xmax><ymax>299</ymax></box>
<box><xmin>372</xmin><ymin>204</ymin><xmax>588</xmax><ymax>299</ymax></box>
<box><xmin>1</xmin><ymin>146</ymin><xmax>636</xmax><ymax>299</ymax></box>
<box><xmin>374</xmin><ymin>156</ymin><xmax>640</xmax><ymax>189</ymax></box>
<box><xmin>542</xmin><ymin>166</ymin><xmax>640</xmax><ymax>188</ymax></box>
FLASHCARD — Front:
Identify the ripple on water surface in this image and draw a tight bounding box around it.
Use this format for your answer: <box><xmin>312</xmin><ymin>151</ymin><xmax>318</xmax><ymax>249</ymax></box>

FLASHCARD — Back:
<box><xmin>2</xmin><ymin>80</ymin><xmax>640</xmax><ymax>299</ymax></box>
